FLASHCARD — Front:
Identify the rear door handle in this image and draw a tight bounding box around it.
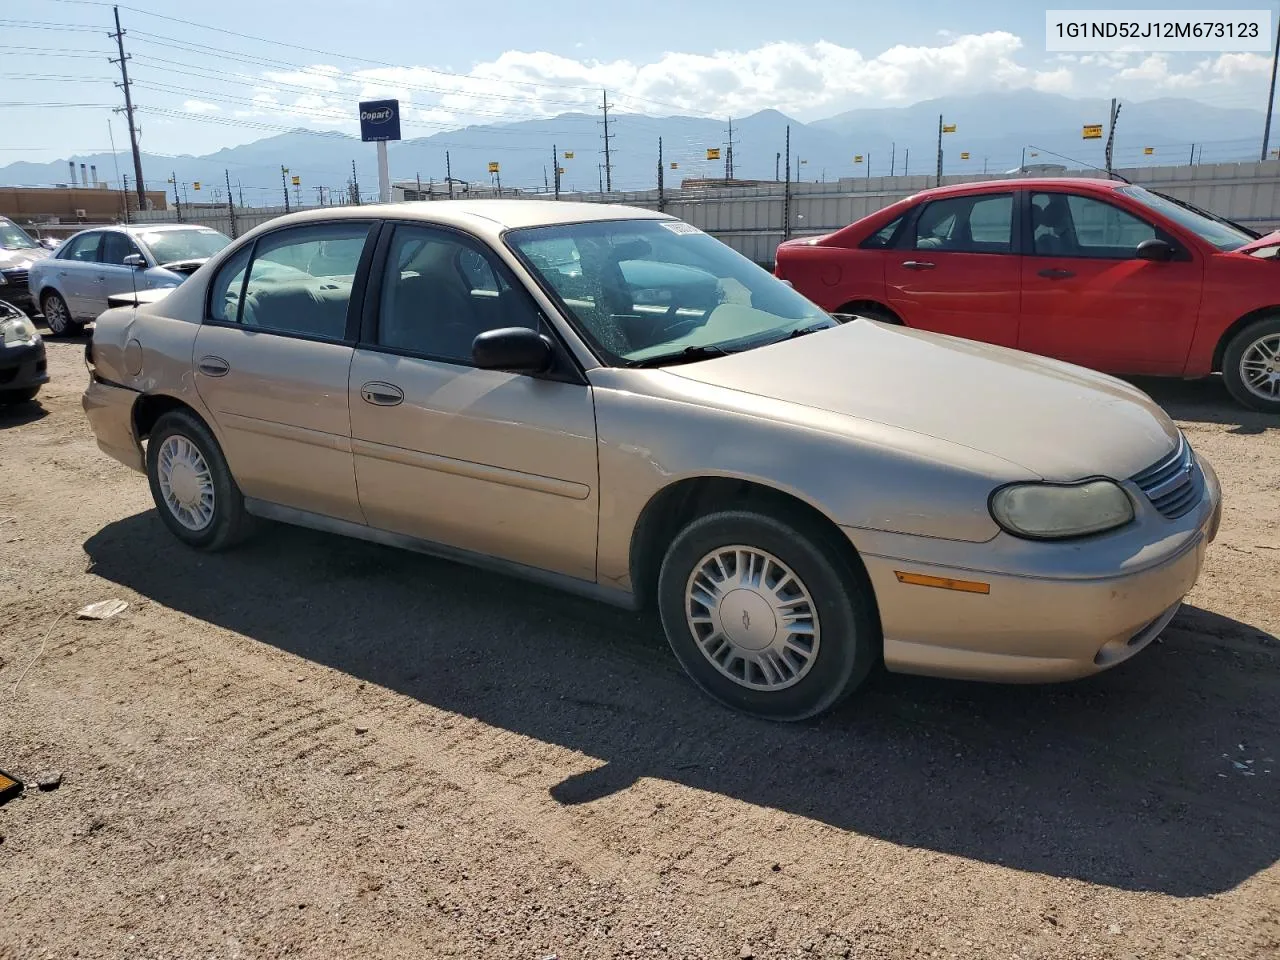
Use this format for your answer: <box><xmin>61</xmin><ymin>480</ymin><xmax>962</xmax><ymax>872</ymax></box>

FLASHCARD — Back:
<box><xmin>360</xmin><ymin>381</ymin><xmax>403</xmax><ymax>406</ymax></box>
<box><xmin>198</xmin><ymin>355</ymin><xmax>230</xmax><ymax>377</ymax></box>
<box><xmin>1037</xmin><ymin>268</ymin><xmax>1076</xmax><ymax>279</ymax></box>
<box><xmin>901</xmin><ymin>260</ymin><xmax>936</xmax><ymax>270</ymax></box>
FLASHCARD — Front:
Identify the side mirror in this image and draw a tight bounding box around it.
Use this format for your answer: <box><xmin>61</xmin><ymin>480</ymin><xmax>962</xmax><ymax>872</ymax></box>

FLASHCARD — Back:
<box><xmin>472</xmin><ymin>326</ymin><xmax>553</xmax><ymax>374</ymax></box>
<box><xmin>1135</xmin><ymin>238</ymin><xmax>1176</xmax><ymax>262</ymax></box>
<box><xmin>122</xmin><ymin>253</ymin><xmax>146</xmax><ymax>269</ymax></box>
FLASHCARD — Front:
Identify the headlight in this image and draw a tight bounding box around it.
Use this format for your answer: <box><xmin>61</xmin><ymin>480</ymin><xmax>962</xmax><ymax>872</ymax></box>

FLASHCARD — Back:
<box><xmin>1</xmin><ymin>314</ymin><xmax>39</xmax><ymax>347</ymax></box>
<box><xmin>0</xmin><ymin>273</ymin><xmax>8</xmax><ymax>285</ymax></box>
<box><xmin>990</xmin><ymin>480</ymin><xmax>1134</xmax><ymax>540</ymax></box>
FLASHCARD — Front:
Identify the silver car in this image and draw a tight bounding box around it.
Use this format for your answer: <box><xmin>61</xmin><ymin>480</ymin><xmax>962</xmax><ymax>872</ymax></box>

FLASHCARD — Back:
<box><xmin>82</xmin><ymin>202</ymin><xmax>1222</xmax><ymax>721</ymax></box>
<box><xmin>30</xmin><ymin>224</ymin><xmax>230</xmax><ymax>335</ymax></box>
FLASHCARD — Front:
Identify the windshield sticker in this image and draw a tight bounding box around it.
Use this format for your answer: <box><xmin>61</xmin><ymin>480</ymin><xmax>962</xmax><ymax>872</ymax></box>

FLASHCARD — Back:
<box><xmin>659</xmin><ymin>221</ymin><xmax>702</xmax><ymax>236</ymax></box>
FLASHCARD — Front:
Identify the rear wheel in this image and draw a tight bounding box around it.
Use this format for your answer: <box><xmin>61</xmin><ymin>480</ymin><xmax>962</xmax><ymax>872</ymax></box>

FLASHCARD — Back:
<box><xmin>1223</xmin><ymin>315</ymin><xmax>1280</xmax><ymax>414</ymax></box>
<box><xmin>145</xmin><ymin>409</ymin><xmax>253</xmax><ymax>551</ymax></box>
<box><xmin>40</xmin><ymin>291</ymin><xmax>80</xmax><ymax>337</ymax></box>
<box><xmin>0</xmin><ymin>386</ymin><xmax>39</xmax><ymax>406</ymax></box>
<box><xmin>836</xmin><ymin>304</ymin><xmax>900</xmax><ymax>326</ymax></box>
<box><xmin>657</xmin><ymin>509</ymin><xmax>879</xmax><ymax>721</ymax></box>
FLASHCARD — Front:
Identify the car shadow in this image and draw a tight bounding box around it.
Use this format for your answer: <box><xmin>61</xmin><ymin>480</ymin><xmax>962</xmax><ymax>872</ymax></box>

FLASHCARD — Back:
<box><xmin>83</xmin><ymin>511</ymin><xmax>1279</xmax><ymax>898</ymax></box>
<box><xmin>0</xmin><ymin>398</ymin><xmax>49</xmax><ymax>428</ymax></box>
<box><xmin>1131</xmin><ymin>375</ymin><xmax>1280</xmax><ymax>433</ymax></box>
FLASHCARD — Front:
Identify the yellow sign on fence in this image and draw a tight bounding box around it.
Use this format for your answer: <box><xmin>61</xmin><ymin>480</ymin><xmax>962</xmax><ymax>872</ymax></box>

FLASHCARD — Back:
<box><xmin>487</xmin><ymin>161</ymin><xmax>500</xmax><ymax>173</ymax></box>
<box><xmin>960</xmin><ymin>152</ymin><xmax>970</xmax><ymax>160</ymax></box>
<box><xmin>942</xmin><ymin>123</ymin><xmax>956</xmax><ymax>133</ymax></box>
<box><xmin>670</xmin><ymin>162</ymin><xmax>678</xmax><ymax>169</ymax></box>
<box><xmin>1144</xmin><ymin>146</ymin><xmax>1154</xmax><ymax>155</ymax></box>
<box><xmin>563</xmin><ymin>151</ymin><xmax>574</xmax><ymax>159</ymax></box>
<box><xmin>853</xmin><ymin>155</ymin><xmax>863</xmax><ymax>163</ymax></box>
<box><xmin>192</xmin><ymin>181</ymin><xmax>201</xmax><ymax>190</ymax></box>
<box><xmin>706</xmin><ymin>148</ymin><xmax>721</xmax><ymax>160</ymax></box>
<box><xmin>1083</xmin><ymin>124</ymin><xmax>1103</xmax><ymax>139</ymax></box>
<box><xmin>291</xmin><ymin>175</ymin><xmax>300</xmax><ymax>185</ymax></box>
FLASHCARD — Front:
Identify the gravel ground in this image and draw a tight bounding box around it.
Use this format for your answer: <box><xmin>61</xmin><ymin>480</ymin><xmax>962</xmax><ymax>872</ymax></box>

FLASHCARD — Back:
<box><xmin>1</xmin><ymin>333</ymin><xmax>1278</xmax><ymax>960</ymax></box>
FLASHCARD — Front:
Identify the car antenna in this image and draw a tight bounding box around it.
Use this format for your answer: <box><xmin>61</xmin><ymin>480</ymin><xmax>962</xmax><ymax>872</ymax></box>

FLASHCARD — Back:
<box><xmin>1023</xmin><ymin>144</ymin><xmax>1131</xmax><ymax>183</ymax></box>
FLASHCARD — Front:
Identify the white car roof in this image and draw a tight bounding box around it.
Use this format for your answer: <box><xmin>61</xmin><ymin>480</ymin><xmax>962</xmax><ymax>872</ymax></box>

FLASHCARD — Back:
<box><xmin>256</xmin><ymin>199</ymin><xmax>672</xmax><ymax>232</ymax></box>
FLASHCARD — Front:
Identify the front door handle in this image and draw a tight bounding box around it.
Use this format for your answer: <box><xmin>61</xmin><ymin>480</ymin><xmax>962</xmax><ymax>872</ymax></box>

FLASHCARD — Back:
<box><xmin>198</xmin><ymin>355</ymin><xmax>230</xmax><ymax>377</ymax></box>
<box><xmin>360</xmin><ymin>381</ymin><xmax>404</xmax><ymax>406</ymax></box>
<box><xmin>1037</xmin><ymin>268</ymin><xmax>1076</xmax><ymax>279</ymax></box>
<box><xmin>901</xmin><ymin>260</ymin><xmax>936</xmax><ymax>270</ymax></box>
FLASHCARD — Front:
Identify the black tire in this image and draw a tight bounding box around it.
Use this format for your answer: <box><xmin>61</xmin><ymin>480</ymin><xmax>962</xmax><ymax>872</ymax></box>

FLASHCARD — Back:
<box><xmin>145</xmin><ymin>408</ymin><xmax>253</xmax><ymax>551</ymax></box>
<box><xmin>0</xmin><ymin>386</ymin><xmax>40</xmax><ymax>405</ymax></box>
<box><xmin>40</xmin><ymin>291</ymin><xmax>81</xmax><ymax>338</ymax></box>
<box><xmin>657</xmin><ymin>509</ymin><xmax>879</xmax><ymax>721</ymax></box>
<box><xmin>1223</xmin><ymin>315</ymin><xmax>1280</xmax><ymax>414</ymax></box>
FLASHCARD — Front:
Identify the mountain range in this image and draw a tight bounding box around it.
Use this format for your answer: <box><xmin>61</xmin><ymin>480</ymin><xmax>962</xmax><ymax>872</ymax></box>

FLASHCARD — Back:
<box><xmin>1</xmin><ymin>91</ymin><xmax>1267</xmax><ymax>205</ymax></box>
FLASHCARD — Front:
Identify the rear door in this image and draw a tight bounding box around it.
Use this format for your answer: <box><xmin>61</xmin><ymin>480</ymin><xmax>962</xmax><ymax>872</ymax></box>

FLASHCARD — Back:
<box><xmin>1018</xmin><ymin>190</ymin><xmax>1204</xmax><ymax>374</ymax></box>
<box><xmin>883</xmin><ymin>191</ymin><xmax>1021</xmax><ymax>347</ymax></box>
<box><xmin>57</xmin><ymin>231</ymin><xmax>104</xmax><ymax>318</ymax></box>
<box><xmin>192</xmin><ymin>220</ymin><xmax>377</xmax><ymax>523</ymax></box>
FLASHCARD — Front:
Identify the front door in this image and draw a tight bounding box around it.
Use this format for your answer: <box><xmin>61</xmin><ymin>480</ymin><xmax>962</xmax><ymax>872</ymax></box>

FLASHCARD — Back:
<box><xmin>1018</xmin><ymin>190</ymin><xmax>1204</xmax><ymax>375</ymax></box>
<box><xmin>348</xmin><ymin>222</ymin><xmax>599</xmax><ymax>581</ymax></box>
<box><xmin>192</xmin><ymin>220</ymin><xmax>377</xmax><ymax>523</ymax></box>
<box><xmin>883</xmin><ymin>190</ymin><xmax>1022</xmax><ymax>347</ymax></box>
<box><xmin>94</xmin><ymin>232</ymin><xmax>146</xmax><ymax>316</ymax></box>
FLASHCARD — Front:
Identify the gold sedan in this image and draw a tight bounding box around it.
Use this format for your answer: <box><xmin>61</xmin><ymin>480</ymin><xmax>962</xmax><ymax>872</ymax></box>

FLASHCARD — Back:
<box><xmin>82</xmin><ymin>202</ymin><xmax>1222</xmax><ymax>720</ymax></box>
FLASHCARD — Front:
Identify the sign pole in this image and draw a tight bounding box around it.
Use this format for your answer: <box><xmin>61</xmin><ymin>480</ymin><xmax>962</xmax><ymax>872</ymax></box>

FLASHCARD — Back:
<box><xmin>377</xmin><ymin>140</ymin><xmax>390</xmax><ymax>203</ymax></box>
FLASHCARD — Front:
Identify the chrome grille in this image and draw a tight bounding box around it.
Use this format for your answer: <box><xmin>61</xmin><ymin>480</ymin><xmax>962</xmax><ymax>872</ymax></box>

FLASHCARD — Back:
<box><xmin>1131</xmin><ymin>434</ymin><xmax>1202</xmax><ymax>519</ymax></box>
<box><xmin>2</xmin><ymin>268</ymin><xmax>29</xmax><ymax>285</ymax></box>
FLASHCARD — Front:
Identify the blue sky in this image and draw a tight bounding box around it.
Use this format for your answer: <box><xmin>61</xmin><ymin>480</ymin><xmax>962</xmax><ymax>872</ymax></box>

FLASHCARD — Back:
<box><xmin>3</xmin><ymin>0</ymin><xmax>1275</xmax><ymax>165</ymax></box>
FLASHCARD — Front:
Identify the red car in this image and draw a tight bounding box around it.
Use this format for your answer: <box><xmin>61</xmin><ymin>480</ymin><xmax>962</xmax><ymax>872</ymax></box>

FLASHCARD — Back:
<box><xmin>775</xmin><ymin>178</ymin><xmax>1280</xmax><ymax>412</ymax></box>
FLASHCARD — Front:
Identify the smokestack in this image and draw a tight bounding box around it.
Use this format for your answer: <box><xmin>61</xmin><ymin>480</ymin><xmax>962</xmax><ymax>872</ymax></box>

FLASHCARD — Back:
<box><xmin>80</xmin><ymin>163</ymin><xmax>88</xmax><ymax>189</ymax></box>
<box><xmin>90</xmin><ymin>165</ymin><xmax>98</xmax><ymax>187</ymax></box>
<box><xmin>69</xmin><ymin>161</ymin><xmax>77</xmax><ymax>187</ymax></box>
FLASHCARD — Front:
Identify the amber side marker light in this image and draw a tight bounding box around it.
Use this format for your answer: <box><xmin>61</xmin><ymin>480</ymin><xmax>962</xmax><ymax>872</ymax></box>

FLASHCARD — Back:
<box><xmin>0</xmin><ymin>769</ymin><xmax>22</xmax><ymax>806</ymax></box>
<box><xmin>894</xmin><ymin>571</ymin><xmax>991</xmax><ymax>594</ymax></box>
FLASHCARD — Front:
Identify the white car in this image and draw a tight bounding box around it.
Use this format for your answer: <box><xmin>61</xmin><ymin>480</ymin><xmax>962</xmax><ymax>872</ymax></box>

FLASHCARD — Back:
<box><xmin>29</xmin><ymin>224</ymin><xmax>230</xmax><ymax>335</ymax></box>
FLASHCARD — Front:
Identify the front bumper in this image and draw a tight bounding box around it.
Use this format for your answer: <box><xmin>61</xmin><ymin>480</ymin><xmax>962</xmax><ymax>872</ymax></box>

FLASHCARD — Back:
<box><xmin>82</xmin><ymin>378</ymin><xmax>144</xmax><ymax>472</ymax></box>
<box><xmin>0</xmin><ymin>277</ymin><xmax>35</xmax><ymax>314</ymax></box>
<box><xmin>847</xmin><ymin>454</ymin><xmax>1223</xmax><ymax>683</ymax></box>
<box><xmin>0</xmin><ymin>339</ymin><xmax>48</xmax><ymax>393</ymax></box>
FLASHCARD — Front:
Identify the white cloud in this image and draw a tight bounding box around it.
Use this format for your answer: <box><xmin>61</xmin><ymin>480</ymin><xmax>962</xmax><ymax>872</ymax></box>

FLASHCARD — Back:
<box><xmin>1116</xmin><ymin>52</ymin><xmax>1270</xmax><ymax>90</ymax></box>
<box><xmin>182</xmin><ymin>100</ymin><xmax>221</xmax><ymax>114</ymax></box>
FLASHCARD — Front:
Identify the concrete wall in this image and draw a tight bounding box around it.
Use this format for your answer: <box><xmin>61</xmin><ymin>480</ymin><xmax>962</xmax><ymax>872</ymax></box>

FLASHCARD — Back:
<box><xmin>123</xmin><ymin>160</ymin><xmax>1280</xmax><ymax>267</ymax></box>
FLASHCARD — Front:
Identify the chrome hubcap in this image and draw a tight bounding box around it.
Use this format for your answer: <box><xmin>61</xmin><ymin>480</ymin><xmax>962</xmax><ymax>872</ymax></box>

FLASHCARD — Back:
<box><xmin>44</xmin><ymin>296</ymin><xmax>67</xmax><ymax>333</ymax></box>
<box><xmin>157</xmin><ymin>435</ymin><xmax>215</xmax><ymax>531</ymax></box>
<box><xmin>1241</xmin><ymin>334</ymin><xmax>1280</xmax><ymax>400</ymax></box>
<box><xmin>684</xmin><ymin>545</ymin><xmax>820</xmax><ymax>691</ymax></box>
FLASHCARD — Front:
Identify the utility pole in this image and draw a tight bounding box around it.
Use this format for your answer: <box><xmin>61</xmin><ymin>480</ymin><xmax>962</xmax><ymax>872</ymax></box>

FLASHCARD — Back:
<box><xmin>109</xmin><ymin>6</ymin><xmax>146</xmax><ymax>209</ymax></box>
<box><xmin>1104</xmin><ymin>98</ymin><xmax>1121</xmax><ymax>176</ymax></box>
<box><xmin>446</xmin><ymin>151</ymin><xmax>453</xmax><ymax>199</ymax></box>
<box><xmin>553</xmin><ymin>144</ymin><xmax>560</xmax><ymax>200</ymax></box>
<box><xmin>1189</xmin><ymin>143</ymin><xmax>1196</xmax><ymax>165</ymax></box>
<box><xmin>170</xmin><ymin>170</ymin><xmax>181</xmax><ymax>221</ymax></box>
<box><xmin>350</xmin><ymin>160</ymin><xmax>360</xmax><ymax>205</ymax></box>
<box><xmin>225</xmin><ymin>168</ymin><xmax>238</xmax><ymax>239</ymax></box>
<box><xmin>657</xmin><ymin>137</ymin><xmax>665</xmax><ymax>213</ymax></box>
<box><xmin>783</xmin><ymin>125</ymin><xmax>792</xmax><ymax>241</ymax></box>
<box><xmin>725</xmin><ymin>117</ymin><xmax>735</xmax><ymax>181</ymax></box>
<box><xmin>599</xmin><ymin>90</ymin><xmax>614</xmax><ymax>192</ymax></box>
<box><xmin>775</xmin><ymin>152</ymin><xmax>780</xmax><ymax>181</ymax></box>
<box><xmin>543</xmin><ymin>166</ymin><xmax>548</xmax><ymax>192</ymax></box>
<box><xmin>904</xmin><ymin>147</ymin><xmax>909</xmax><ymax>176</ymax></box>
<box><xmin>281</xmin><ymin>165</ymin><xmax>291</xmax><ymax>212</ymax></box>
<box><xmin>866</xmin><ymin>152</ymin><xmax>871</xmax><ymax>180</ymax></box>
<box><xmin>936</xmin><ymin>114</ymin><xmax>944</xmax><ymax>186</ymax></box>
<box><xmin>415</xmin><ymin>171</ymin><xmax>422</xmax><ymax>200</ymax></box>
<box><xmin>121</xmin><ymin>173</ymin><xmax>131</xmax><ymax>223</ymax></box>
<box><xmin>598</xmin><ymin>164</ymin><xmax>603</xmax><ymax>193</ymax></box>
<box><xmin>294</xmin><ymin>177</ymin><xmax>301</xmax><ymax>209</ymax></box>
<box><xmin>890</xmin><ymin>141</ymin><xmax>896</xmax><ymax>177</ymax></box>
<box><xmin>1021</xmin><ymin>145</ymin><xmax>1027</xmax><ymax>172</ymax></box>
<box><xmin>1264</xmin><ymin>15</ymin><xmax>1280</xmax><ymax>160</ymax></box>
<box><xmin>314</xmin><ymin>185</ymin><xmax>325</xmax><ymax>207</ymax></box>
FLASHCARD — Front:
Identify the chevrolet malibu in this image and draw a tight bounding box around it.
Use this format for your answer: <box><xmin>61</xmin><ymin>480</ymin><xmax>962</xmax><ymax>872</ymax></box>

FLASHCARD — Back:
<box><xmin>81</xmin><ymin>202</ymin><xmax>1222</xmax><ymax>720</ymax></box>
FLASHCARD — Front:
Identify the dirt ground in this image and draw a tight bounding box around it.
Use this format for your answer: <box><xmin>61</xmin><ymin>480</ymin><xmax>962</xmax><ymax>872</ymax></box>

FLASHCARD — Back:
<box><xmin>1</xmin><ymin>332</ymin><xmax>1278</xmax><ymax>960</ymax></box>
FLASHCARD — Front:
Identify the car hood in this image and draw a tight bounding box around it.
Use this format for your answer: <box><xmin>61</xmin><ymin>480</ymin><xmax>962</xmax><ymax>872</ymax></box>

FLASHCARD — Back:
<box><xmin>1234</xmin><ymin>229</ymin><xmax>1280</xmax><ymax>255</ymax></box>
<box><xmin>664</xmin><ymin>319</ymin><xmax>1179</xmax><ymax>481</ymax></box>
<box><xmin>0</xmin><ymin>248</ymin><xmax>49</xmax><ymax>268</ymax></box>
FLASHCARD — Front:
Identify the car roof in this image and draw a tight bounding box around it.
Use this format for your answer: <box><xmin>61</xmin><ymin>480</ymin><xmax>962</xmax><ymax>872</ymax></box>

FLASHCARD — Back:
<box><xmin>914</xmin><ymin>177</ymin><xmax>1130</xmax><ymax>198</ymax></box>
<box><xmin>254</xmin><ymin>199</ymin><xmax>673</xmax><ymax>233</ymax></box>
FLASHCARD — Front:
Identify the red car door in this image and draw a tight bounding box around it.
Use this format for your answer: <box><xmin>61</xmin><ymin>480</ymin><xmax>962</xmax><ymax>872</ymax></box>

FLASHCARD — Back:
<box><xmin>1018</xmin><ymin>190</ymin><xmax>1204</xmax><ymax>375</ymax></box>
<box><xmin>883</xmin><ymin>190</ymin><xmax>1021</xmax><ymax>347</ymax></box>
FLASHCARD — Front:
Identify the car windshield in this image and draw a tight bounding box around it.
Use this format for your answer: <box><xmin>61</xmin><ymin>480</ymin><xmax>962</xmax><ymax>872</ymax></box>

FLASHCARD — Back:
<box><xmin>140</xmin><ymin>228</ymin><xmax>231</xmax><ymax>264</ymax></box>
<box><xmin>0</xmin><ymin>220</ymin><xmax>38</xmax><ymax>251</ymax></box>
<box><xmin>507</xmin><ymin>219</ymin><xmax>833</xmax><ymax>365</ymax></box>
<box><xmin>1118</xmin><ymin>185</ymin><xmax>1255</xmax><ymax>252</ymax></box>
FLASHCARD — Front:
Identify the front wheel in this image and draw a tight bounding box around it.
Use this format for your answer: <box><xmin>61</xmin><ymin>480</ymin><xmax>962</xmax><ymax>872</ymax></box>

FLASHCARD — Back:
<box><xmin>1223</xmin><ymin>315</ymin><xmax>1280</xmax><ymax>414</ymax></box>
<box><xmin>40</xmin><ymin>291</ymin><xmax>80</xmax><ymax>337</ymax></box>
<box><xmin>0</xmin><ymin>386</ymin><xmax>40</xmax><ymax>406</ymax></box>
<box><xmin>145</xmin><ymin>409</ymin><xmax>253</xmax><ymax>551</ymax></box>
<box><xmin>657</xmin><ymin>509</ymin><xmax>879</xmax><ymax>721</ymax></box>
